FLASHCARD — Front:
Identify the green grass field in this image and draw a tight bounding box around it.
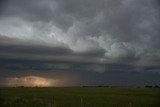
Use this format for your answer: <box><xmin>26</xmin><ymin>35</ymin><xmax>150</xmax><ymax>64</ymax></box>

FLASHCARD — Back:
<box><xmin>0</xmin><ymin>87</ymin><xmax>160</xmax><ymax>107</ymax></box>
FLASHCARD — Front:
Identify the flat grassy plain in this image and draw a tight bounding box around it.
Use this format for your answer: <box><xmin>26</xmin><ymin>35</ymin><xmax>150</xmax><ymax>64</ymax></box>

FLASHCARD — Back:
<box><xmin>0</xmin><ymin>87</ymin><xmax>160</xmax><ymax>107</ymax></box>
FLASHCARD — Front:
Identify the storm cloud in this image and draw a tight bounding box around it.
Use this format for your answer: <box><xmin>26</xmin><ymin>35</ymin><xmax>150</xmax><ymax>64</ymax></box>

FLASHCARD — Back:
<box><xmin>0</xmin><ymin>0</ymin><xmax>160</xmax><ymax>86</ymax></box>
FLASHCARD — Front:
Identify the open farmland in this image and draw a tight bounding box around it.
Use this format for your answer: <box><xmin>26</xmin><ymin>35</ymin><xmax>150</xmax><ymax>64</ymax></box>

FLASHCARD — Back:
<box><xmin>0</xmin><ymin>87</ymin><xmax>160</xmax><ymax>107</ymax></box>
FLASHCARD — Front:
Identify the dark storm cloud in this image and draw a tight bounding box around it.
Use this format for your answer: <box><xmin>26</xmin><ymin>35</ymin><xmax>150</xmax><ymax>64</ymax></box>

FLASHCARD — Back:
<box><xmin>1</xmin><ymin>0</ymin><xmax>159</xmax><ymax>65</ymax></box>
<box><xmin>1</xmin><ymin>58</ymin><xmax>160</xmax><ymax>86</ymax></box>
<box><xmin>0</xmin><ymin>0</ymin><xmax>160</xmax><ymax>86</ymax></box>
<box><xmin>0</xmin><ymin>35</ymin><xmax>71</xmax><ymax>55</ymax></box>
<box><xmin>0</xmin><ymin>0</ymin><xmax>159</xmax><ymax>64</ymax></box>
<box><xmin>0</xmin><ymin>35</ymin><xmax>106</xmax><ymax>57</ymax></box>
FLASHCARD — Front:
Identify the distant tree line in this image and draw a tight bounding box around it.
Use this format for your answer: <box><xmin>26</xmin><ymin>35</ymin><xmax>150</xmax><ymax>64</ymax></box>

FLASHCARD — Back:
<box><xmin>83</xmin><ymin>85</ymin><xmax>160</xmax><ymax>88</ymax></box>
<box><xmin>16</xmin><ymin>85</ymin><xmax>159</xmax><ymax>88</ymax></box>
<box><xmin>145</xmin><ymin>85</ymin><xmax>159</xmax><ymax>88</ymax></box>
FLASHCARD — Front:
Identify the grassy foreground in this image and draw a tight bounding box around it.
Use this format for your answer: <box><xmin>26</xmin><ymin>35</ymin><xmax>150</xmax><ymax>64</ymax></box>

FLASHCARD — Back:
<box><xmin>0</xmin><ymin>87</ymin><xmax>160</xmax><ymax>107</ymax></box>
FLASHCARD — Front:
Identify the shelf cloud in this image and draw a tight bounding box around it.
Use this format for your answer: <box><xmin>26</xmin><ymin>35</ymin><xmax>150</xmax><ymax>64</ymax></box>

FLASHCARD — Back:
<box><xmin>0</xmin><ymin>0</ymin><xmax>160</xmax><ymax>86</ymax></box>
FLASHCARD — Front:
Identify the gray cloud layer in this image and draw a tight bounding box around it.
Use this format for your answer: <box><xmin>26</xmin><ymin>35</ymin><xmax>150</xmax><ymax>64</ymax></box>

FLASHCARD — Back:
<box><xmin>0</xmin><ymin>0</ymin><xmax>159</xmax><ymax>65</ymax></box>
<box><xmin>0</xmin><ymin>0</ymin><xmax>160</xmax><ymax>86</ymax></box>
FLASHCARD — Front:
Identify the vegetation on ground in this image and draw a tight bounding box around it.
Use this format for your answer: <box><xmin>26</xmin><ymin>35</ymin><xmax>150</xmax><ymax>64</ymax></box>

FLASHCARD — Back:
<box><xmin>0</xmin><ymin>87</ymin><xmax>160</xmax><ymax>107</ymax></box>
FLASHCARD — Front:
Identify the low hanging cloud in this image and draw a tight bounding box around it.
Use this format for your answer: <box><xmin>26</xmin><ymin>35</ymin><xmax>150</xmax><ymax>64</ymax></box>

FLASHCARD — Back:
<box><xmin>87</xmin><ymin>65</ymin><xmax>106</xmax><ymax>73</ymax></box>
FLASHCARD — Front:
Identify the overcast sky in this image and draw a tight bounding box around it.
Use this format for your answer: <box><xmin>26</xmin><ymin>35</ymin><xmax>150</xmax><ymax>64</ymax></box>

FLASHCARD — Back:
<box><xmin>0</xmin><ymin>0</ymin><xmax>160</xmax><ymax>87</ymax></box>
